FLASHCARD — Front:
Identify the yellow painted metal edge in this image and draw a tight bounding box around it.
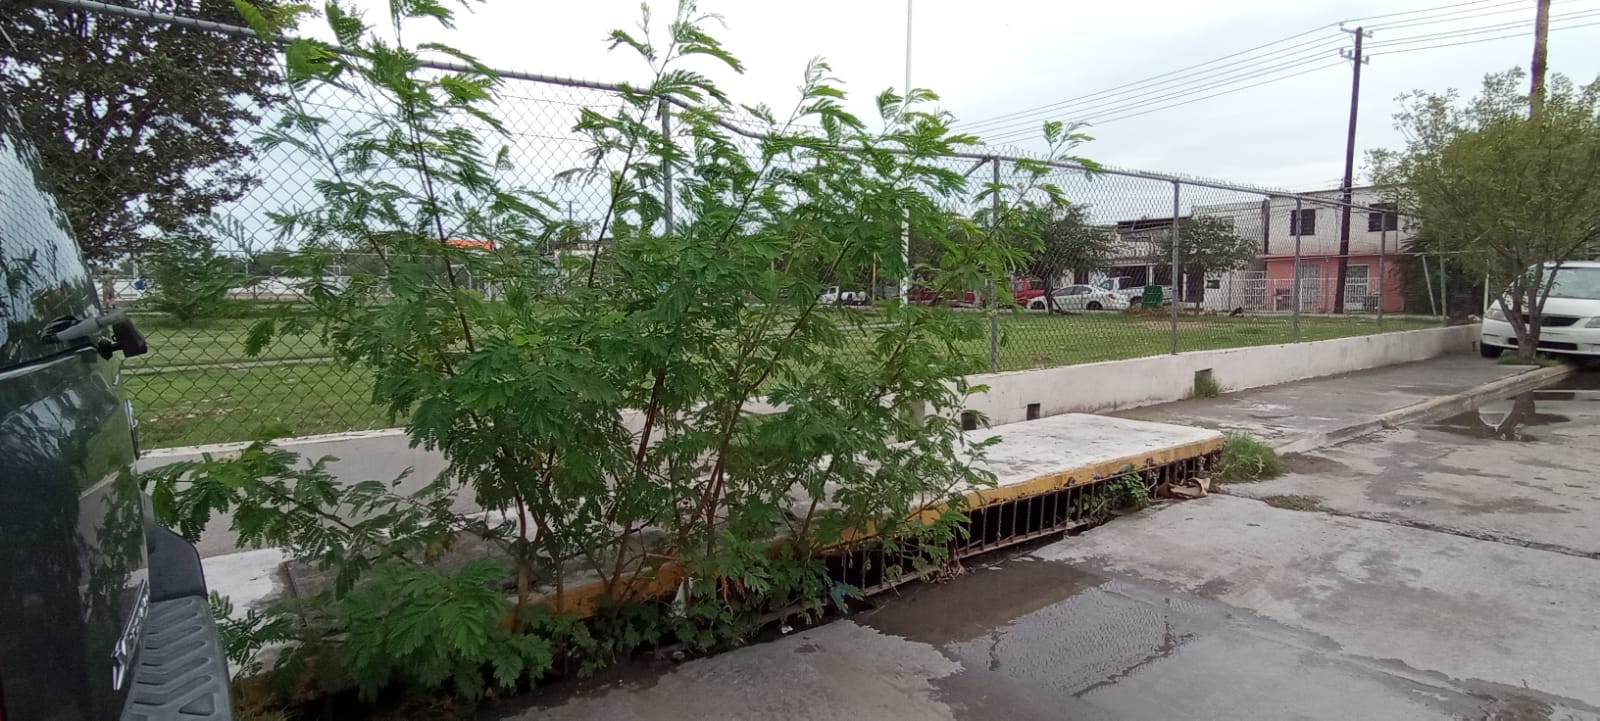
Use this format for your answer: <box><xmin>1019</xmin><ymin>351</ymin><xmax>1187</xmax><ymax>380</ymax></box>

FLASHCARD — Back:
<box><xmin>535</xmin><ymin>434</ymin><xmax>1224</xmax><ymax>617</ymax></box>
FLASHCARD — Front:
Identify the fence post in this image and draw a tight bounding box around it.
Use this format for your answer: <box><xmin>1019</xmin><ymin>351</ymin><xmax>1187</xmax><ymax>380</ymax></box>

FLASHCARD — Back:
<box><xmin>1170</xmin><ymin>180</ymin><xmax>1181</xmax><ymax>355</ymax></box>
<box><xmin>1377</xmin><ymin>225</ymin><xmax>1386</xmax><ymax>329</ymax></box>
<box><xmin>1439</xmin><ymin>254</ymin><xmax>1448</xmax><ymax>323</ymax></box>
<box><xmin>989</xmin><ymin>157</ymin><xmax>1000</xmax><ymax>373</ymax></box>
<box><xmin>1292</xmin><ymin>197</ymin><xmax>1302</xmax><ymax>342</ymax></box>
<box><xmin>1421</xmin><ymin>254</ymin><xmax>1438</xmax><ymax>316</ymax></box>
<box><xmin>660</xmin><ymin>99</ymin><xmax>674</xmax><ymax>236</ymax></box>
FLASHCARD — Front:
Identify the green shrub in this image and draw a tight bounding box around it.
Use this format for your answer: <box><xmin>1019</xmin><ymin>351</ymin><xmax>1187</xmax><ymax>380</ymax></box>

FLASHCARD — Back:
<box><xmin>144</xmin><ymin>228</ymin><xmax>244</xmax><ymax>323</ymax></box>
<box><xmin>150</xmin><ymin>0</ymin><xmax>1095</xmax><ymax>706</ymax></box>
<box><xmin>1216</xmin><ymin>433</ymin><xmax>1283</xmax><ymax>483</ymax></box>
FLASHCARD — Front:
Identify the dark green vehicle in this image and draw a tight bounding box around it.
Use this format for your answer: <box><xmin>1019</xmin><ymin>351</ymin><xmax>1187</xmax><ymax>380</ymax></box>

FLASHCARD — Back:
<box><xmin>0</xmin><ymin>105</ymin><xmax>231</xmax><ymax>719</ymax></box>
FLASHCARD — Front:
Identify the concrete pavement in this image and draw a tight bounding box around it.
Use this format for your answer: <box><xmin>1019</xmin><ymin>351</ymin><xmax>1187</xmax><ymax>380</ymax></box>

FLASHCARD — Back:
<box><xmin>1117</xmin><ymin>355</ymin><xmax>1548</xmax><ymax>449</ymax></box>
<box><xmin>1226</xmin><ymin>371</ymin><xmax>1600</xmax><ymax>558</ymax></box>
<box><xmin>521</xmin><ymin>358</ymin><xmax>1600</xmax><ymax>720</ymax></box>
<box><xmin>527</xmin><ymin>490</ymin><xmax>1600</xmax><ymax>720</ymax></box>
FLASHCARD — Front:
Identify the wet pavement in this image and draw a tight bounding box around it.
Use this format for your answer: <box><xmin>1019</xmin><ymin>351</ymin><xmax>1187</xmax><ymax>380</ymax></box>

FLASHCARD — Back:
<box><xmin>1227</xmin><ymin>370</ymin><xmax>1600</xmax><ymax>557</ymax></box>
<box><xmin>518</xmin><ymin>361</ymin><xmax>1600</xmax><ymax>721</ymax></box>
<box><xmin>1117</xmin><ymin>355</ymin><xmax>1533</xmax><ymax>447</ymax></box>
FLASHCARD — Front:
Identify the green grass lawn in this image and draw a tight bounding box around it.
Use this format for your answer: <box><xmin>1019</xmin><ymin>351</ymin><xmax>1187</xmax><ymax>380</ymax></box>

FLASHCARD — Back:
<box><xmin>976</xmin><ymin>312</ymin><xmax>1440</xmax><ymax>372</ymax></box>
<box><xmin>125</xmin><ymin>360</ymin><xmax>393</xmax><ymax>448</ymax></box>
<box><xmin>125</xmin><ymin>313</ymin><xmax>332</xmax><ymax>369</ymax></box>
<box><xmin>128</xmin><ymin>310</ymin><xmax>1442</xmax><ymax>448</ymax></box>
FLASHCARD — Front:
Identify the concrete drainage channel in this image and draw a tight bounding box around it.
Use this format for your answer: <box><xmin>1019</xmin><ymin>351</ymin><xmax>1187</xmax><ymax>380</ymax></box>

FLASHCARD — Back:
<box><xmin>823</xmin><ymin>416</ymin><xmax>1223</xmax><ymax>599</ymax></box>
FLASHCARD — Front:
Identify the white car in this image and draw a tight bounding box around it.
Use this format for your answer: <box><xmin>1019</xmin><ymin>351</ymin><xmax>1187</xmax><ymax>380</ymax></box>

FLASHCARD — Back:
<box><xmin>1480</xmin><ymin>261</ymin><xmax>1600</xmax><ymax>358</ymax></box>
<box><xmin>1027</xmin><ymin>284</ymin><xmax>1131</xmax><ymax>312</ymax></box>
<box><xmin>819</xmin><ymin>285</ymin><xmax>868</xmax><ymax>306</ymax></box>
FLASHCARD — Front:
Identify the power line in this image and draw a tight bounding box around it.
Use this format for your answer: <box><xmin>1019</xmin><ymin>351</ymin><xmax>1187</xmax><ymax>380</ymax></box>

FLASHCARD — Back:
<box><xmin>985</xmin><ymin>60</ymin><xmax>1347</xmax><ymax>144</ymax></box>
<box><xmin>966</xmin><ymin>0</ymin><xmax>1597</xmax><ymax>141</ymax></box>
<box><xmin>1368</xmin><ymin>9</ymin><xmax>1600</xmax><ymax>46</ymax></box>
<box><xmin>1086</xmin><ymin>62</ymin><xmax>1349</xmax><ymax>127</ymax></box>
<box><xmin>1370</xmin><ymin>17</ymin><xmax>1600</xmax><ymax>54</ymax></box>
<box><xmin>1340</xmin><ymin>0</ymin><xmax>1503</xmax><ymax>24</ymax></box>
<box><xmin>957</xmin><ymin>27</ymin><xmax>1344</xmax><ymax>130</ymax></box>
<box><xmin>982</xmin><ymin>15</ymin><xmax>1600</xmax><ymax>143</ymax></box>
<box><xmin>979</xmin><ymin>7</ymin><xmax>1600</xmax><ymax>143</ymax></box>
<box><xmin>973</xmin><ymin>46</ymin><xmax>1345</xmax><ymax>138</ymax></box>
<box><xmin>1360</xmin><ymin>0</ymin><xmax>1533</xmax><ymax>29</ymax></box>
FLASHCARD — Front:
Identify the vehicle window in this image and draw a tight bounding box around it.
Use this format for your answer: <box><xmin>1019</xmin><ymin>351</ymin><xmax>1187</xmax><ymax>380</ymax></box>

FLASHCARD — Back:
<box><xmin>1</xmin><ymin>111</ymin><xmax>95</xmax><ymax>366</ymax></box>
<box><xmin>1067</xmin><ymin>286</ymin><xmax>1090</xmax><ymax>295</ymax></box>
<box><xmin>1548</xmin><ymin>267</ymin><xmax>1600</xmax><ymax>300</ymax></box>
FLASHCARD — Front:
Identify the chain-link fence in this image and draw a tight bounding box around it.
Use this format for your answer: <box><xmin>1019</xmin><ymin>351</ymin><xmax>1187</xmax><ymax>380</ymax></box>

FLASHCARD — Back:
<box><xmin>32</xmin><ymin>1</ymin><xmax>1471</xmax><ymax>449</ymax></box>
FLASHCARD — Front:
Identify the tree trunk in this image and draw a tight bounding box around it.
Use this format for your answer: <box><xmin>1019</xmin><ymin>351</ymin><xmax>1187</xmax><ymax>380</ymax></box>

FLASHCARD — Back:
<box><xmin>1531</xmin><ymin>0</ymin><xmax>1552</xmax><ymax>118</ymax></box>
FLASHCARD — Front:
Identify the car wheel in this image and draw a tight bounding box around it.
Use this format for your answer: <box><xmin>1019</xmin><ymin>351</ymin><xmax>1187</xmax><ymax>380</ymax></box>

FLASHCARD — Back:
<box><xmin>1086</xmin><ymin>301</ymin><xmax>1103</xmax><ymax>311</ymax></box>
<box><xmin>1479</xmin><ymin>342</ymin><xmax>1504</xmax><ymax>359</ymax></box>
<box><xmin>1029</xmin><ymin>299</ymin><xmax>1044</xmax><ymax>311</ymax></box>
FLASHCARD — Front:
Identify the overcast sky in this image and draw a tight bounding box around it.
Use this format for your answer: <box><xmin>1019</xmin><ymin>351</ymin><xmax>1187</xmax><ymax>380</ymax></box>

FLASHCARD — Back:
<box><xmin>328</xmin><ymin>0</ymin><xmax>1600</xmax><ymax>194</ymax></box>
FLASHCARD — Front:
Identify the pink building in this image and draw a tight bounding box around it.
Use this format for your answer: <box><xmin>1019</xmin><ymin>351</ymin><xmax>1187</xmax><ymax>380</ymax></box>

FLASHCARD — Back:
<box><xmin>1262</xmin><ymin>253</ymin><xmax>1404</xmax><ymax>314</ymax></box>
<box><xmin>1183</xmin><ymin>187</ymin><xmax>1410</xmax><ymax>314</ymax></box>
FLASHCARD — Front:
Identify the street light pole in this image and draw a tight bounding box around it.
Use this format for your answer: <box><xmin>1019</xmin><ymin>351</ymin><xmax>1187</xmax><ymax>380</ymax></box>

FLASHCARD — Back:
<box><xmin>899</xmin><ymin>0</ymin><xmax>913</xmax><ymax>302</ymax></box>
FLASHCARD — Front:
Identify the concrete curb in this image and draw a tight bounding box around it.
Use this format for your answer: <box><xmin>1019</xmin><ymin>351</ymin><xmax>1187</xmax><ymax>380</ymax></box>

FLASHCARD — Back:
<box><xmin>1271</xmin><ymin>363</ymin><xmax>1575</xmax><ymax>455</ymax></box>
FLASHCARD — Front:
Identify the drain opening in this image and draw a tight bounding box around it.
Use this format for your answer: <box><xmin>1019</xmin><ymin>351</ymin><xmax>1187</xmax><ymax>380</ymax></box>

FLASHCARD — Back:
<box><xmin>823</xmin><ymin>450</ymin><xmax>1219</xmax><ymax>597</ymax></box>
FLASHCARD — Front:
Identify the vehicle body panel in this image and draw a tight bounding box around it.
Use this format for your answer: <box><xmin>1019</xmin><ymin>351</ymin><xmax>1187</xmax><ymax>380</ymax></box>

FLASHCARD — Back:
<box><xmin>1481</xmin><ymin>263</ymin><xmax>1600</xmax><ymax>357</ymax></box>
<box><xmin>1</xmin><ymin>103</ymin><xmax>148</xmax><ymax>721</ymax></box>
<box><xmin>1028</xmin><ymin>284</ymin><xmax>1130</xmax><ymax>312</ymax></box>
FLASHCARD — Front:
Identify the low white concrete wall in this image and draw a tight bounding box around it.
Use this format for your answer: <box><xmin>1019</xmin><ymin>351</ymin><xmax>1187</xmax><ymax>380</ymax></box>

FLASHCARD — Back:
<box><xmin>138</xmin><ymin>427</ymin><xmax>448</xmax><ymax>487</ymax></box>
<box><xmin>142</xmin><ymin>325</ymin><xmax>1479</xmax><ymax>480</ymax></box>
<box><xmin>962</xmin><ymin>324</ymin><xmax>1479</xmax><ymax>426</ymax></box>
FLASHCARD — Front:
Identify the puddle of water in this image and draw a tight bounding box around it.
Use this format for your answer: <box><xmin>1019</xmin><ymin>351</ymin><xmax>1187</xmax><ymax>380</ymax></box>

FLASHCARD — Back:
<box><xmin>861</xmin><ymin>557</ymin><xmax>1102</xmax><ymax>646</ymax></box>
<box><xmin>1542</xmin><ymin>369</ymin><xmax>1600</xmax><ymax>391</ymax></box>
<box><xmin>1427</xmin><ymin>392</ymin><xmax>1570</xmax><ymax>442</ymax></box>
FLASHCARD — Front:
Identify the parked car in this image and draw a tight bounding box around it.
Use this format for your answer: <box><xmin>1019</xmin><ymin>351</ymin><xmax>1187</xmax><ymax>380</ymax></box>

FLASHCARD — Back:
<box><xmin>1028</xmin><ymin>284</ymin><xmax>1131</xmax><ymax>312</ymax></box>
<box><xmin>953</xmin><ymin>279</ymin><xmax>1043</xmax><ymax>306</ymax></box>
<box><xmin>1011</xmin><ymin>278</ymin><xmax>1050</xmax><ymax>307</ymax></box>
<box><xmin>1480</xmin><ymin>261</ymin><xmax>1600</xmax><ymax>358</ymax></box>
<box><xmin>1</xmin><ymin>105</ymin><xmax>233</xmax><ymax>719</ymax></box>
<box><xmin>1094</xmin><ymin>276</ymin><xmax>1173</xmax><ymax>308</ymax></box>
<box><xmin>819</xmin><ymin>285</ymin><xmax>868</xmax><ymax>305</ymax></box>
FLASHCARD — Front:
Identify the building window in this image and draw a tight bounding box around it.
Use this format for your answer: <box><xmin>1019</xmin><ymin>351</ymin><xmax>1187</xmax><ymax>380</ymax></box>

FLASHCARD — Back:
<box><xmin>1288</xmin><ymin>208</ymin><xmax>1316</xmax><ymax>236</ymax></box>
<box><xmin>1367</xmin><ymin>202</ymin><xmax>1399</xmax><ymax>232</ymax></box>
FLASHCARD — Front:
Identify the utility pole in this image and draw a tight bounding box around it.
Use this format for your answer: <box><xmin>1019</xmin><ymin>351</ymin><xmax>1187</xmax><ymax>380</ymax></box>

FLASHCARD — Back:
<box><xmin>1531</xmin><ymin>0</ymin><xmax>1552</xmax><ymax>117</ymax></box>
<box><xmin>899</xmin><ymin>0</ymin><xmax>913</xmax><ymax>302</ymax></box>
<box><xmin>1332</xmin><ymin>25</ymin><xmax>1371</xmax><ymax>315</ymax></box>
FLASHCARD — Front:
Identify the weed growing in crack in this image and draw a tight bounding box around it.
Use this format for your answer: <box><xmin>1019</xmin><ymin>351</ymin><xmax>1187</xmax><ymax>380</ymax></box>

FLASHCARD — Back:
<box><xmin>1216</xmin><ymin>433</ymin><xmax>1283</xmax><ymax>483</ymax></box>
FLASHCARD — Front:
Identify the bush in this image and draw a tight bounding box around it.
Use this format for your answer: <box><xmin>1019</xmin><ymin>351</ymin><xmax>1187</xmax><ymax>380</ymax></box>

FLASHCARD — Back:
<box><xmin>144</xmin><ymin>229</ymin><xmax>244</xmax><ymax>323</ymax></box>
<box><xmin>152</xmin><ymin>0</ymin><xmax>1094</xmax><ymax>706</ymax></box>
<box><xmin>1215</xmin><ymin>433</ymin><xmax>1283</xmax><ymax>482</ymax></box>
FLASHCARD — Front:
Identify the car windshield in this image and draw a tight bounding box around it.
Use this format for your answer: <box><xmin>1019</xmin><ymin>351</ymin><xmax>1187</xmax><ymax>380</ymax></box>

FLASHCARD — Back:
<box><xmin>1547</xmin><ymin>267</ymin><xmax>1600</xmax><ymax>300</ymax></box>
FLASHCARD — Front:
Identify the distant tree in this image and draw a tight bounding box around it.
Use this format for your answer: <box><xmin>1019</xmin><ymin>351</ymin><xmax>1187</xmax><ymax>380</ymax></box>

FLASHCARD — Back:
<box><xmin>145</xmin><ymin>225</ymin><xmax>244</xmax><ymax>323</ymax></box>
<box><xmin>0</xmin><ymin>0</ymin><xmax>289</xmax><ymax>261</ymax></box>
<box><xmin>1370</xmin><ymin>69</ymin><xmax>1600</xmax><ymax>358</ymax></box>
<box><xmin>1146</xmin><ymin>215</ymin><xmax>1256</xmax><ymax>311</ymax></box>
<box><xmin>248</xmin><ymin>245</ymin><xmax>300</xmax><ymax>276</ymax></box>
<box><xmin>1027</xmin><ymin>205</ymin><xmax>1114</xmax><ymax>280</ymax></box>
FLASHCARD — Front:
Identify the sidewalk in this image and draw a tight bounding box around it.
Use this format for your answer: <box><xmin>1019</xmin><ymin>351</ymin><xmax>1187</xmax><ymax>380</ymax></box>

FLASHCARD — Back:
<box><xmin>1116</xmin><ymin>354</ymin><xmax>1566</xmax><ymax>452</ymax></box>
